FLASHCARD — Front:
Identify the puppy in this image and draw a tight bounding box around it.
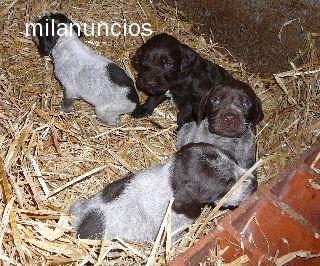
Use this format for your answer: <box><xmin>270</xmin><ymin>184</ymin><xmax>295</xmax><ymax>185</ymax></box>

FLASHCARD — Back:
<box><xmin>70</xmin><ymin>142</ymin><xmax>255</xmax><ymax>241</ymax></box>
<box><xmin>177</xmin><ymin>77</ymin><xmax>264</xmax><ymax>170</ymax></box>
<box><xmin>33</xmin><ymin>13</ymin><xmax>139</xmax><ymax>126</ymax></box>
<box><xmin>132</xmin><ymin>33</ymin><xmax>230</xmax><ymax>128</ymax></box>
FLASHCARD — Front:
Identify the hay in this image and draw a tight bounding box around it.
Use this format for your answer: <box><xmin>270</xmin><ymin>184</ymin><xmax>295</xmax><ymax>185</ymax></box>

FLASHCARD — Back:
<box><xmin>0</xmin><ymin>0</ymin><xmax>319</xmax><ymax>264</ymax></box>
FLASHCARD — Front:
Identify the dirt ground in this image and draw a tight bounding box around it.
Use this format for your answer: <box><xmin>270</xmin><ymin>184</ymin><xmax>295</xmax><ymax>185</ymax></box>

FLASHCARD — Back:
<box><xmin>159</xmin><ymin>0</ymin><xmax>320</xmax><ymax>76</ymax></box>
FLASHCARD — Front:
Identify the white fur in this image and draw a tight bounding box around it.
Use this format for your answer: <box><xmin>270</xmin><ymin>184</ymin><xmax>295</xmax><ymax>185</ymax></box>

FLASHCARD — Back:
<box><xmin>51</xmin><ymin>28</ymin><xmax>137</xmax><ymax>125</ymax></box>
<box><xmin>221</xmin><ymin>166</ymin><xmax>255</xmax><ymax>207</ymax></box>
<box><xmin>71</xmin><ymin>159</ymin><xmax>193</xmax><ymax>242</ymax></box>
<box><xmin>165</xmin><ymin>91</ymin><xmax>177</xmax><ymax>107</ymax></box>
<box><xmin>177</xmin><ymin>119</ymin><xmax>255</xmax><ymax>169</ymax></box>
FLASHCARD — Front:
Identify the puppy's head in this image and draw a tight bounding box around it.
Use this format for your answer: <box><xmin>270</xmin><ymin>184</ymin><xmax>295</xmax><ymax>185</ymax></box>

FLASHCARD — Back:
<box><xmin>197</xmin><ymin>78</ymin><xmax>264</xmax><ymax>137</ymax></box>
<box><xmin>33</xmin><ymin>13</ymin><xmax>83</xmax><ymax>55</ymax></box>
<box><xmin>133</xmin><ymin>33</ymin><xmax>197</xmax><ymax>94</ymax></box>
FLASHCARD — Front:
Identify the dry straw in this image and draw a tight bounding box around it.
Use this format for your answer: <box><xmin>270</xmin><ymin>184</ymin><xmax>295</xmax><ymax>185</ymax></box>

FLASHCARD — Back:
<box><xmin>0</xmin><ymin>0</ymin><xmax>319</xmax><ymax>265</ymax></box>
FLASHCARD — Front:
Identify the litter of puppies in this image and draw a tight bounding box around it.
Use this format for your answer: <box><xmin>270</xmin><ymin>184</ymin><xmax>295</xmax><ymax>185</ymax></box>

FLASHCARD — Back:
<box><xmin>0</xmin><ymin>1</ymin><xmax>319</xmax><ymax>265</ymax></box>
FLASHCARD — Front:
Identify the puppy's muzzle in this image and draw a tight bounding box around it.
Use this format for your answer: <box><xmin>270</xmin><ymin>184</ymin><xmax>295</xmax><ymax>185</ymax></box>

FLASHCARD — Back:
<box><xmin>145</xmin><ymin>80</ymin><xmax>158</xmax><ymax>88</ymax></box>
<box><xmin>218</xmin><ymin>111</ymin><xmax>242</xmax><ymax>130</ymax></box>
<box><xmin>213</xmin><ymin>109</ymin><xmax>246</xmax><ymax>137</ymax></box>
<box><xmin>221</xmin><ymin>112</ymin><xmax>241</xmax><ymax>132</ymax></box>
<box><xmin>136</xmin><ymin>73</ymin><xmax>169</xmax><ymax>94</ymax></box>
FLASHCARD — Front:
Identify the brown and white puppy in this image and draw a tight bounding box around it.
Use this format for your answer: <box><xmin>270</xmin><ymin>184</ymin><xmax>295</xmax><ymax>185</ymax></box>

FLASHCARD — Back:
<box><xmin>70</xmin><ymin>142</ymin><xmax>253</xmax><ymax>242</ymax></box>
<box><xmin>177</xmin><ymin>77</ymin><xmax>264</xmax><ymax>169</ymax></box>
<box><xmin>132</xmin><ymin>33</ymin><xmax>230</xmax><ymax>129</ymax></box>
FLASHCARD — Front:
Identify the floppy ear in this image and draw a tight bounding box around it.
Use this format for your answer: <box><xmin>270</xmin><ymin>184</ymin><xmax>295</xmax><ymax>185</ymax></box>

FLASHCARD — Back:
<box><xmin>35</xmin><ymin>15</ymin><xmax>59</xmax><ymax>55</ymax></box>
<box><xmin>73</xmin><ymin>25</ymin><xmax>84</xmax><ymax>37</ymax></box>
<box><xmin>37</xmin><ymin>35</ymin><xmax>59</xmax><ymax>55</ymax></box>
<box><xmin>250</xmin><ymin>96</ymin><xmax>264</xmax><ymax>125</ymax></box>
<box><xmin>68</xmin><ymin>23</ymin><xmax>84</xmax><ymax>37</ymax></box>
<box><xmin>36</xmin><ymin>17</ymin><xmax>59</xmax><ymax>55</ymax></box>
<box><xmin>132</xmin><ymin>47</ymin><xmax>143</xmax><ymax>70</ymax></box>
<box><xmin>180</xmin><ymin>45</ymin><xmax>197</xmax><ymax>73</ymax></box>
<box><xmin>52</xmin><ymin>13</ymin><xmax>84</xmax><ymax>38</ymax></box>
<box><xmin>196</xmin><ymin>89</ymin><xmax>212</xmax><ymax>125</ymax></box>
<box><xmin>65</xmin><ymin>18</ymin><xmax>84</xmax><ymax>37</ymax></box>
<box><xmin>172</xmin><ymin>196</ymin><xmax>202</xmax><ymax>219</ymax></box>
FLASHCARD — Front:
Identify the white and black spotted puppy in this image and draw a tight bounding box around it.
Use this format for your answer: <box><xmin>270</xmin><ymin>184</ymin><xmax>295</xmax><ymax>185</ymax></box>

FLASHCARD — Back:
<box><xmin>33</xmin><ymin>13</ymin><xmax>139</xmax><ymax>126</ymax></box>
<box><xmin>70</xmin><ymin>142</ymin><xmax>254</xmax><ymax>242</ymax></box>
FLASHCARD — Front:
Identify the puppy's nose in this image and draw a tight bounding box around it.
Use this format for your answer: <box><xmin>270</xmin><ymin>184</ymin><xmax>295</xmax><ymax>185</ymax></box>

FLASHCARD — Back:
<box><xmin>146</xmin><ymin>81</ymin><xmax>157</xmax><ymax>87</ymax></box>
<box><xmin>224</xmin><ymin>113</ymin><xmax>238</xmax><ymax>123</ymax></box>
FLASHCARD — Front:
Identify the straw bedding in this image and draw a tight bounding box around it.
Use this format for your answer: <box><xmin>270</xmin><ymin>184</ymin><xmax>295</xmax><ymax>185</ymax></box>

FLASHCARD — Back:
<box><xmin>0</xmin><ymin>0</ymin><xmax>319</xmax><ymax>265</ymax></box>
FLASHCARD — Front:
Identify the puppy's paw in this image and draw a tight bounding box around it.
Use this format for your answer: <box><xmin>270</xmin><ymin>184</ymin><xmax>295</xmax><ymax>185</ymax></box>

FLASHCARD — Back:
<box><xmin>131</xmin><ymin>106</ymin><xmax>152</xmax><ymax>118</ymax></box>
<box><xmin>108</xmin><ymin>119</ymin><xmax>123</xmax><ymax>127</ymax></box>
<box><xmin>99</xmin><ymin>116</ymin><xmax>123</xmax><ymax>127</ymax></box>
<box><xmin>172</xmin><ymin>200</ymin><xmax>202</xmax><ymax>219</ymax></box>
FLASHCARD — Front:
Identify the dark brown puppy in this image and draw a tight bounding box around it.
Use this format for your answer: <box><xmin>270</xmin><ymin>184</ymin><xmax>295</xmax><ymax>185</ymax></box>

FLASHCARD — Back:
<box><xmin>171</xmin><ymin>142</ymin><xmax>258</xmax><ymax>219</ymax></box>
<box><xmin>132</xmin><ymin>33</ymin><xmax>230</xmax><ymax>128</ymax></box>
<box><xmin>197</xmin><ymin>78</ymin><xmax>264</xmax><ymax>138</ymax></box>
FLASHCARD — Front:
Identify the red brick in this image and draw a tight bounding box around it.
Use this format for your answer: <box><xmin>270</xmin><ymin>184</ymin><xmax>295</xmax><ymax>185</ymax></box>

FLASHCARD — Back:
<box><xmin>271</xmin><ymin>168</ymin><xmax>320</xmax><ymax>230</ymax></box>
<box><xmin>311</xmin><ymin>153</ymin><xmax>320</xmax><ymax>174</ymax></box>
<box><xmin>232</xmin><ymin>198</ymin><xmax>320</xmax><ymax>264</ymax></box>
<box><xmin>201</xmin><ymin>230</ymin><xmax>262</xmax><ymax>265</ymax></box>
<box><xmin>170</xmin><ymin>229</ymin><xmax>222</xmax><ymax>266</ymax></box>
<box><xmin>170</xmin><ymin>228</ymin><xmax>267</xmax><ymax>266</ymax></box>
<box><xmin>315</xmin><ymin>159</ymin><xmax>320</xmax><ymax>173</ymax></box>
<box><xmin>302</xmin><ymin>140</ymin><xmax>320</xmax><ymax>172</ymax></box>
